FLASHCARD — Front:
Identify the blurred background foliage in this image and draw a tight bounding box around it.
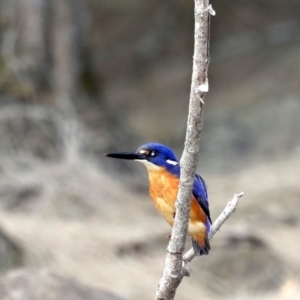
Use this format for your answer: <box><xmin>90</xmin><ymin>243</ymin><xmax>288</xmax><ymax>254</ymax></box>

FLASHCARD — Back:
<box><xmin>0</xmin><ymin>0</ymin><xmax>299</xmax><ymax>299</ymax></box>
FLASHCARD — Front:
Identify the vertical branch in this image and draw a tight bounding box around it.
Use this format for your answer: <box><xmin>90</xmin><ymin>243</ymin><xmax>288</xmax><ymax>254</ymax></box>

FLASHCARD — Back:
<box><xmin>155</xmin><ymin>1</ymin><xmax>214</xmax><ymax>299</ymax></box>
<box><xmin>21</xmin><ymin>0</ymin><xmax>50</xmax><ymax>79</ymax></box>
<box><xmin>6</xmin><ymin>0</ymin><xmax>51</xmax><ymax>95</ymax></box>
<box><xmin>52</xmin><ymin>0</ymin><xmax>88</xmax><ymax>162</ymax></box>
<box><xmin>53</xmin><ymin>0</ymin><xmax>79</xmax><ymax>112</ymax></box>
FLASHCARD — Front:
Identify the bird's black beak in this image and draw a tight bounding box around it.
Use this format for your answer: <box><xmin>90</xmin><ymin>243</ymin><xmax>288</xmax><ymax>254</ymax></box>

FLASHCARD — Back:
<box><xmin>105</xmin><ymin>151</ymin><xmax>146</xmax><ymax>160</ymax></box>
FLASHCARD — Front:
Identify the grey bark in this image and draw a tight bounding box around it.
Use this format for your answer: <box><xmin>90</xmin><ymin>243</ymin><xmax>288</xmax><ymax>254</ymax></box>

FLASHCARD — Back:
<box><xmin>53</xmin><ymin>0</ymin><xmax>79</xmax><ymax>112</ymax></box>
<box><xmin>20</xmin><ymin>0</ymin><xmax>49</xmax><ymax>65</ymax></box>
<box><xmin>19</xmin><ymin>0</ymin><xmax>50</xmax><ymax>74</ymax></box>
<box><xmin>155</xmin><ymin>1</ymin><xmax>212</xmax><ymax>299</ymax></box>
<box><xmin>4</xmin><ymin>0</ymin><xmax>51</xmax><ymax>94</ymax></box>
<box><xmin>52</xmin><ymin>0</ymin><xmax>89</xmax><ymax>161</ymax></box>
<box><xmin>52</xmin><ymin>0</ymin><xmax>89</xmax><ymax>111</ymax></box>
<box><xmin>155</xmin><ymin>2</ymin><xmax>244</xmax><ymax>298</ymax></box>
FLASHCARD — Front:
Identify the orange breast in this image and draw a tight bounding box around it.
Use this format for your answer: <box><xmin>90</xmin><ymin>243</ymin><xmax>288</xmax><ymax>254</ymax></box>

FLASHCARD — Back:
<box><xmin>147</xmin><ymin>168</ymin><xmax>207</xmax><ymax>234</ymax></box>
<box><xmin>148</xmin><ymin>168</ymin><xmax>179</xmax><ymax>226</ymax></box>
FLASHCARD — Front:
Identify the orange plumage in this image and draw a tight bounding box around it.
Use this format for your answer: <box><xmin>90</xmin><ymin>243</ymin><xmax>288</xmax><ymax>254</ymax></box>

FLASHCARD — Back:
<box><xmin>147</xmin><ymin>167</ymin><xmax>208</xmax><ymax>249</ymax></box>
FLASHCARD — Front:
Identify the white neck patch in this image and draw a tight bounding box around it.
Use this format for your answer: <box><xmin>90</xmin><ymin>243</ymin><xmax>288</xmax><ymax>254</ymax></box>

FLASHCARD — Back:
<box><xmin>135</xmin><ymin>159</ymin><xmax>161</xmax><ymax>170</ymax></box>
<box><xmin>166</xmin><ymin>159</ymin><xmax>179</xmax><ymax>166</ymax></box>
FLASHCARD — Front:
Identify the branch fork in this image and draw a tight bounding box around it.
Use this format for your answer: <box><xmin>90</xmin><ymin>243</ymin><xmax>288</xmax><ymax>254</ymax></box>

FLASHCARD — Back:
<box><xmin>166</xmin><ymin>192</ymin><xmax>244</xmax><ymax>280</ymax></box>
<box><xmin>182</xmin><ymin>192</ymin><xmax>244</xmax><ymax>266</ymax></box>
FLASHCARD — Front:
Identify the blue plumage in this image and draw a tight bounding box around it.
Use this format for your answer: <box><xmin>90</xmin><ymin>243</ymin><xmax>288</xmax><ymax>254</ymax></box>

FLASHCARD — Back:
<box><xmin>137</xmin><ymin>143</ymin><xmax>180</xmax><ymax>176</ymax></box>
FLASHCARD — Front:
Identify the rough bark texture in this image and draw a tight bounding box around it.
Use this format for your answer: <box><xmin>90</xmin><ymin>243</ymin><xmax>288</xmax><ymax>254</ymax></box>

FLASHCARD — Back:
<box><xmin>155</xmin><ymin>1</ymin><xmax>212</xmax><ymax>299</ymax></box>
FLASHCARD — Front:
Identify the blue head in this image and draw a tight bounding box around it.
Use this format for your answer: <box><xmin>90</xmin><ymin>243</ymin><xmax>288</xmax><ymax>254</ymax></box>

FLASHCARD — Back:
<box><xmin>106</xmin><ymin>143</ymin><xmax>180</xmax><ymax>177</ymax></box>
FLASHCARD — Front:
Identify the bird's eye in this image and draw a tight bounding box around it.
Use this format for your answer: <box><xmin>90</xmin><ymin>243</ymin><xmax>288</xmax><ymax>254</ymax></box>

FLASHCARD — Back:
<box><xmin>149</xmin><ymin>150</ymin><xmax>158</xmax><ymax>157</ymax></box>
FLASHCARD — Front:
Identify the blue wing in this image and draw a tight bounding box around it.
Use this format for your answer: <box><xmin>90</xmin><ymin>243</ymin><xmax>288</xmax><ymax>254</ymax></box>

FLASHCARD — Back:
<box><xmin>192</xmin><ymin>174</ymin><xmax>212</xmax><ymax>224</ymax></box>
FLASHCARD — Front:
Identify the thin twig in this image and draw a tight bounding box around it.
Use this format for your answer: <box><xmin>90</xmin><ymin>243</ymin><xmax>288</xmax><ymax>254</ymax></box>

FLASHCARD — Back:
<box><xmin>183</xmin><ymin>192</ymin><xmax>244</xmax><ymax>264</ymax></box>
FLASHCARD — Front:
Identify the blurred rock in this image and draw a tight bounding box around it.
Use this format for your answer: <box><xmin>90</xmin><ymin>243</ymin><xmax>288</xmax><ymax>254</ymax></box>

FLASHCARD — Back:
<box><xmin>0</xmin><ymin>269</ymin><xmax>126</xmax><ymax>300</ymax></box>
<box><xmin>193</xmin><ymin>231</ymin><xmax>288</xmax><ymax>296</ymax></box>
<box><xmin>0</xmin><ymin>106</ymin><xmax>63</xmax><ymax>161</ymax></box>
<box><xmin>0</xmin><ymin>184</ymin><xmax>42</xmax><ymax>212</ymax></box>
<box><xmin>0</xmin><ymin>227</ymin><xmax>23</xmax><ymax>273</ymax></box>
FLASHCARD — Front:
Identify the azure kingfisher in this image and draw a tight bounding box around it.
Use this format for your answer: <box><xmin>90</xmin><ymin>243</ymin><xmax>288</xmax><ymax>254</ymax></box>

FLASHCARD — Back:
<box><xmin>106</xmin><ymin>143</ymin><xmax>211</xmax><ymax>255</ymax></box>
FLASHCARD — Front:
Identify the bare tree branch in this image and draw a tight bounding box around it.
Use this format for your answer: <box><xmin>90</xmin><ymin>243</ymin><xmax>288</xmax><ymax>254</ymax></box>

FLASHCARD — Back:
<box><xmin>155</xmin><ymin>1</ymin><xmax>214</xmax><ymax>299</ymax></box>
<box><xmin>183</xmin><ymin>192</ymin><xmax>244</xmax><ymax>264</ymax></box>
